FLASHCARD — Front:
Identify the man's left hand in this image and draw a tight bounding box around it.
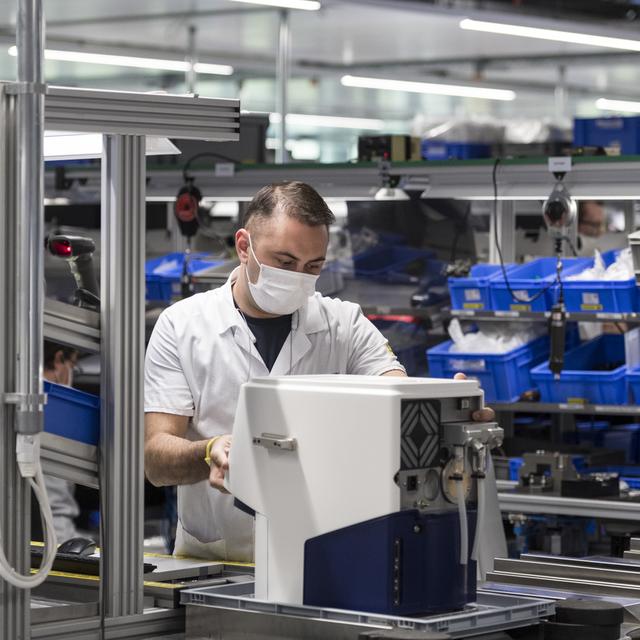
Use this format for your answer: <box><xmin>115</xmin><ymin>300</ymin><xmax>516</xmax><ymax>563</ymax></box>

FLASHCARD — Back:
<box><xmin>454</xmin><ymin>372</ymin><xmax>496</xmax><ymax>422</ymax></box>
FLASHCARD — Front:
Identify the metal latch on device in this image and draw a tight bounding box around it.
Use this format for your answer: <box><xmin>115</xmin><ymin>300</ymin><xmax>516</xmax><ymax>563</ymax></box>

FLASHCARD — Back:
<box><xmin>253</xmin><ymin>433</ymin><xmax>297</xmax><ymax>451</ymax></box>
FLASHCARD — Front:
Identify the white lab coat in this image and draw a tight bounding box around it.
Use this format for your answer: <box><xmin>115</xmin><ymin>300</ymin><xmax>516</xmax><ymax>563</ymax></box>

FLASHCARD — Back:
<box><xmin>144</xmin><ymin>268</ymin><xmax>405</xmax><ymax>561</ymax></box>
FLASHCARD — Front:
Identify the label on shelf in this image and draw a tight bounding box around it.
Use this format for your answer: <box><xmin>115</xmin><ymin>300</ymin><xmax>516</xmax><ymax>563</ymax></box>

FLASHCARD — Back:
<box><xmin>463</xmin><ymin>302</ymin><xmax>484</xmax><ymax>310</ymax></box>
<box><xmin>510</xmin><ymin>304</ymin><xmax>531</xmax><ymax>312</ymax></box>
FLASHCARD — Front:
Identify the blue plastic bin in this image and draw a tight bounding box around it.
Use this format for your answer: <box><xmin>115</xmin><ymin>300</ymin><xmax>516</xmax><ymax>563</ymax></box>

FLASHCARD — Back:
<box><xmin>353</xmin><ymin>245</ymin><xmax>442</xmax><ymax>284</ymax></box>
<box><xmin>574</xmin><ymin>116</ymin><xmax>640</xmax><ymax>155</ymax></box>
<box><xmin>561</xmin><ymin>249</ymin><xmax>638</xmax><ymax>312</ymax></box>
<box><xmin>530</xmin><ymin>334</ymin><xmax>628</xmax><ymax>405</ymax></box>
<box><xmin>145</xmin><ymin>252</ymin><xmax>224</xmax><ymax>303</ymax></box>
<box><xmin>627</xmin><ymin>366</ymin><xmax>640</xmax><ymax>403</ymax></box>
<box><xmin>44</xmin><ymin>381</ymin><xmax>100</xmax><ymax>446</ymax></box>
<box><xmin>448</xmin><ymin>263</ymin><xmax>516</xmax><ymax>311</ymax></box>
<box><xmin>421</xmin><ymin>141</ymin><xmax>492</xmax><ymax>161</ymax></box>
<box><xmin>490</xmin><ymin>257</ymin><xmax>590</xmax><ymax>312</ymax></box>
<box><xmin>603</xmin><ymin>424</ymin><xmax>640</xmax><ymax>464</ymax></box>
<box><xmin>426</xmin><ymin>334</ymin><xmax>549</xmax><ymax>403</ymax></box>
<box><xmin>572</xmin><ymin>420</ymin><xmax>610</xmax><ymax>448</ymax></box>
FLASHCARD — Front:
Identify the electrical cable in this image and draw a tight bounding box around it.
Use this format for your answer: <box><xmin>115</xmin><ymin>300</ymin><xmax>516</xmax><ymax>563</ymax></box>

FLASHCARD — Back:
<box><xmin>182</xmin><ymin>151</ymin><xmax>237</xmax><ymax>182</ymax></box>
<box><xmin>491</xmin><ymin>158</ymin><xmax>560</xmax><ymax>304</ymax></box>
<box><xmin>0</xmin><ymin>463</ymin><xmax>57</xmax><ymax>589</ymax></box>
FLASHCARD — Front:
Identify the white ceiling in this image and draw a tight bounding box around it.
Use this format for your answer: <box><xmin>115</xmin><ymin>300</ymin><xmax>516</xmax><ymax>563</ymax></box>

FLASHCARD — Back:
<box><xmin>0</xmin><ymin>0</ymin><xmax>639</xmax><ymax>130</ymax></box>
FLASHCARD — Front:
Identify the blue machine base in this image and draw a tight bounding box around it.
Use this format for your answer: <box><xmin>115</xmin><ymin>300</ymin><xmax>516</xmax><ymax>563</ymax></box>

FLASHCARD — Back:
<box><xmin>303</xmin><ymin>509</ymin><xmax>476</xmax><ymax>617</ymax></box>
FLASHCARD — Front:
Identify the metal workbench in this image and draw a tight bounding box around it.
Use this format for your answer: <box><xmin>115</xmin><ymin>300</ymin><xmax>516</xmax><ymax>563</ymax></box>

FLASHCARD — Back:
<box><xmin>181</xmin><ymin>581</ymin><xmax>554</xmax><ymax>639</ymax></box>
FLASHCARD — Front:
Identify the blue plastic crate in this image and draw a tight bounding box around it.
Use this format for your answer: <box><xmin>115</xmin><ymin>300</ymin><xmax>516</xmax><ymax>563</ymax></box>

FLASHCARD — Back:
<box><xmin>561</xmin><ymin>249</ymin><xmax>638</xmax><ymax>312</ymax></box>
<box><xmin>448</xmin><ymin>263</ymin><xmax>516</xmax><ymax>311</ymax></box>
<box><xmin>574</xmin><ymin>116</ymin><xmax>640</xmax><ymax>155</ymax></box>
<box><xmin>353</xmin><ymin>245</ymin><xmax>442</xmax><ymax>284</ymax></box>
<box><xmin>572</xmin><ymin>420</ymin><xmax>610</xmax><ymax>448</ymax></box>
<box><xmin>426</xmin><ymin>334</ymin><xmax>549</xmax><ymax>403</ymax></box>
<box><xmin>44</xmin><ymin>381</ymin><xmax>100</xmax><ymax>446</ymax></box>
<box><xmin>603</xmin><ymin>424</ymin><xmax>640</xmax><ymax>463</ymax></box>
<box><xmin>490</xmin><ymin>257</ymin><xmax>590</xmax><ymax>312</ymax></box>
<box><xmin>145</xmin><ymin>252</ymin><xmax>224</xmax><ymax>303</ymax></box>
<box><xmin>421</xmin><ymin>141</ymin><xmax>492</xmax><ymax>161</ymax></box>
<box><xmin>627</xmin><ymin>366</ymin><xmax>640</xmax><ymax>403</ymax></box>
<box><xmin>531</xmin><ymin>334</ymin><xmax>628</xmax><ymax>405</ymax></box>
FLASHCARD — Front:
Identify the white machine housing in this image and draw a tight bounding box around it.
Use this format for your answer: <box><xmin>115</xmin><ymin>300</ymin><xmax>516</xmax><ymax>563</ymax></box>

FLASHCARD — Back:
<box><xmin>227</xmin><ymin>375</ymin><xmax>500</xmax><ymax>605</ymax></box>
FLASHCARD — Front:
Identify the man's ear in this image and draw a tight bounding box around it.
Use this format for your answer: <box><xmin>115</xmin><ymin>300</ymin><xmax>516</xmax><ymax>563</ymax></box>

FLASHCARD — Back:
<box><xmin>235</xmin><ymin>228</ymin><xmax>250</xmax><ymax>264</ymax></box>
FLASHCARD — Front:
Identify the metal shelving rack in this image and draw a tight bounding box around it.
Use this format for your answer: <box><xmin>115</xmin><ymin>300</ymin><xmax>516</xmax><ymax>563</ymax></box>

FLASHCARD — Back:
<box><xmin>0</xmin><ymin>26</ymin><xmax>240</xmax><ymax>640</ymax></box>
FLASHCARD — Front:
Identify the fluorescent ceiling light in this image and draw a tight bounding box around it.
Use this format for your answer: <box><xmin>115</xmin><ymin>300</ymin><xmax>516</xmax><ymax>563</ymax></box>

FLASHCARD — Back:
<box><xmin>8</xmin><ymin>46</ymin><xmax>233</xmax><ymax>76</ymax></box>
<box><xmin>44</xmin><ymin>131</ymin><xmax>180</xmax><ymax>160</ymax></box>
<box><xmin>269</xmin><ymin>112</ymin><xmax>385</xmax><ymax>130</ymax></box>
<box><xmin>460</xmin><ymin>18</ymin><xmax>640</xmax><ymax>52</ymax></box>
<box><xmin>341</xmin><ymin>75</ymin><xmax>515</xmax><ymax>101</ymax></box>
<box><xmin>596</xmin><ymin>98</ymin><xmax>640</xmax><ymax>113</ymax></box>
<box><xmin>227</xmin><ymin>0</ymin><xmax>320</xmax><ymax>10</ymax></box>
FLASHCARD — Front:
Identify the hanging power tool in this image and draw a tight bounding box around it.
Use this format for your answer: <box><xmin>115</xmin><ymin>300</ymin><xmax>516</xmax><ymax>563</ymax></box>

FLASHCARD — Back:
<box><xmin>46</xmin><ymin>234</ymin><xmax>100</xmax><ymax>311</ymax></box>
<box><xmin>542</xmin><ymin>158</ymin><xmax>577</xmax><ymax>378</ymax></box>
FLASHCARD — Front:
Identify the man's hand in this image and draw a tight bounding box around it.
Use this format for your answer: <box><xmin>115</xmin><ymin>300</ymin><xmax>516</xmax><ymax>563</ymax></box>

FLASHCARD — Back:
<box><xmin>454</xmin><ymin>372</ymin><xmax>496</xmax><ymax>422</ymax></box>
<box><xmin>208</xmin><ymin>434</ymin><xmax>232</xmax><ymax>493</ymax></box>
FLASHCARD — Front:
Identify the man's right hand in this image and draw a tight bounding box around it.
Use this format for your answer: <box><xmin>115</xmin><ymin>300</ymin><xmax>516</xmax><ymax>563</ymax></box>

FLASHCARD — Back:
<box><xmin>208</xmin><ymin>434</ymin><xmax>232</xmax><ymax>493</ymax></box>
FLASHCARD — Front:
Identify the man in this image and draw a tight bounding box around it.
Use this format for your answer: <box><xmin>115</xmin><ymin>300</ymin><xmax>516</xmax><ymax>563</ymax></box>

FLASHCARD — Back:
<box><xmin>577</xmin><ymin>200</ymin><xmax>606</xmax><ymax>256</ymax></box>
<box><xmin>41</xmin><ymin>341</ymin><xmax>80</xmax><ymax>542</ymax></box>
<box><xmin>144</xmin><ymin>181</ymin><xmax>493</xmax><ymax>561</ymax></box>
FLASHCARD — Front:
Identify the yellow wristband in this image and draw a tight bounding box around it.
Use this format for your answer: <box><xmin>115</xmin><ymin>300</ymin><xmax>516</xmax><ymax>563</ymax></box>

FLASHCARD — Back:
<box><xmin>204</xmin><ymin>436</ymin><xmax>221</xmax><ymax>466</ymax></box>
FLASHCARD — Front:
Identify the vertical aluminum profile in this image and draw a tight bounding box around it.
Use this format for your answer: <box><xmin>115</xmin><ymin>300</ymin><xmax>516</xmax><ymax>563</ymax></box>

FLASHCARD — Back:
<box><xmin>100</xmin><ymin>134</ymin><xmax>146</xmax><ymax>617</ymax></box>
<box><xmin>15</xmin><ymin>0</ymin><xmax>45</xmax><ymax>436</ymax></box>
<box><xmin>275</xmin><ymin>8</ymin><xmax>290</xmax><ymax>164</ymax></box>
<box><xmin>0</xmin><ymin>87</ymin><xmax>30</xmax><ymax>640</ymax></box>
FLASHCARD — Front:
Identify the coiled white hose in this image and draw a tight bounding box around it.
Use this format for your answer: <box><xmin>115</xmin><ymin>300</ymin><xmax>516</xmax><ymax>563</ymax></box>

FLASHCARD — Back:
<box><xmin>0</xmin><ymin>466</ymin><xmax>57</xmax><ymax>589</ymax></box>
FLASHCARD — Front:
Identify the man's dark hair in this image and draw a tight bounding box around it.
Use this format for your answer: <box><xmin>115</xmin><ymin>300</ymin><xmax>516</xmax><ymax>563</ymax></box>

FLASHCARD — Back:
<box><xmin>242</xmin><ymin>181</ymin><xmax>335</xmax><ymax>229</ymax></box>
<box><xmin>44</xmin><ymin>340</ymin><xmax>77</xmax><ymax>370</ymax></box>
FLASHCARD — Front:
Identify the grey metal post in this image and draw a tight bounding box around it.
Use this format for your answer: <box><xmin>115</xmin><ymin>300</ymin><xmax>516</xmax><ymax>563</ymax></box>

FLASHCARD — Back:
<box><xmin>275</xmin><ymin>8</ymin><xmax>290</xmax><ymax>164</ymax></box>
<box><xmin>0</xmin><ymin>0</ymin><xmax>45</xmax><ymax>636</ymax></box>
<box><xmin>489</xmin><ymin>200</ymin><xmax>516</xmax><ymax>263</ymax></box>
<box><xmin>186</xmin><ymin>25</ymin><xmax>197</xmax><ymax>95</ymax></box>
<box><xmin>624</xmin><ymin>200</ymin><xmax>636</xmax><ymax>233</ymax></box>
<box><xmin>16</xmin><ymin>0</ymin><xmax>45</xmax><ymax>436</ymax></box>
<box><xmin>100</xmin><ymin>134</ymin><xmax>146</xmax><ymax>617</ymax></box>
<box><xmin>0</xmin><ymin>89</ymin><xmax>30</xmax><ymax>640</ymax></box>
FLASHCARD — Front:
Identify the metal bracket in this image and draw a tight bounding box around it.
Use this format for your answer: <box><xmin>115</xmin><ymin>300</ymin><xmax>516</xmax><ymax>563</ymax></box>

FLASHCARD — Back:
<box><xmin>252</xmin><ymin>433</ymin><xmax>297</xmax><ymax>451</ymax></box>
<box><xmin>5</xmin><ymin>81</ymin><xmax>48</xmax><ymax>95</ymax></box>
<box><xmin>4</xmin><ymin>392</ymin><xmax>47</xmax><ymax>406</ymax></box>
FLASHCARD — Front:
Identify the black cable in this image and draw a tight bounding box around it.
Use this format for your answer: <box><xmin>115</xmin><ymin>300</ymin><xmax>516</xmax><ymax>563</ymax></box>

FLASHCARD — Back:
<box><xmin>492</xmin><ymin>157</ymin><xmax>560</xmax><ymax>304</ymax></box>
<box><xmin>182</xmin><ymin>151</ymin><xmax>237</xmax><ymax>182</ymax></box>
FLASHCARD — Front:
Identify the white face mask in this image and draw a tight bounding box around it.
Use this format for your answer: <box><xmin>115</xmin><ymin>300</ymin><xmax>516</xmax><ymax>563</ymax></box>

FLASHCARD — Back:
<box><xmin>245</xmin><ymin>235</ymin><xmax>319</xmax><ymax>315</ymax></box>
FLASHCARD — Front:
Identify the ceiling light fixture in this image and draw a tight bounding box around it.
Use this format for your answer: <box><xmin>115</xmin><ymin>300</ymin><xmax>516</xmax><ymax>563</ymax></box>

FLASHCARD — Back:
<box><xmin>227</xmin><ymin>0</ymin><xmax>320</xmax><ymax>10</ymax></box>
<box><xmin>341</xmin><ymin>75</ymin><xmax>515</xmax><ymax>101</ymax></box>
<box><xmin>44</xmin><ymin>131</ymin><xmax>180</xmax><ymax>160</ymax></box>
<box><xmin>460</xmin><ymin>18</ymin><xmax>640</xmax><ymax>52</ymax></box>
<box><xmin>8</xmin><ymin>46</ymin><xmax>233</xmax><ymax>76</ymax></box>
<box><xmin>269</xmin><ymin>112</ymin><xmax>385</xmax><ymax>130</ymax></box>
<box><xmin>595</xmin><ymin>98</ymin><xmax>640</xmax><ymax>113</ymax></box>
